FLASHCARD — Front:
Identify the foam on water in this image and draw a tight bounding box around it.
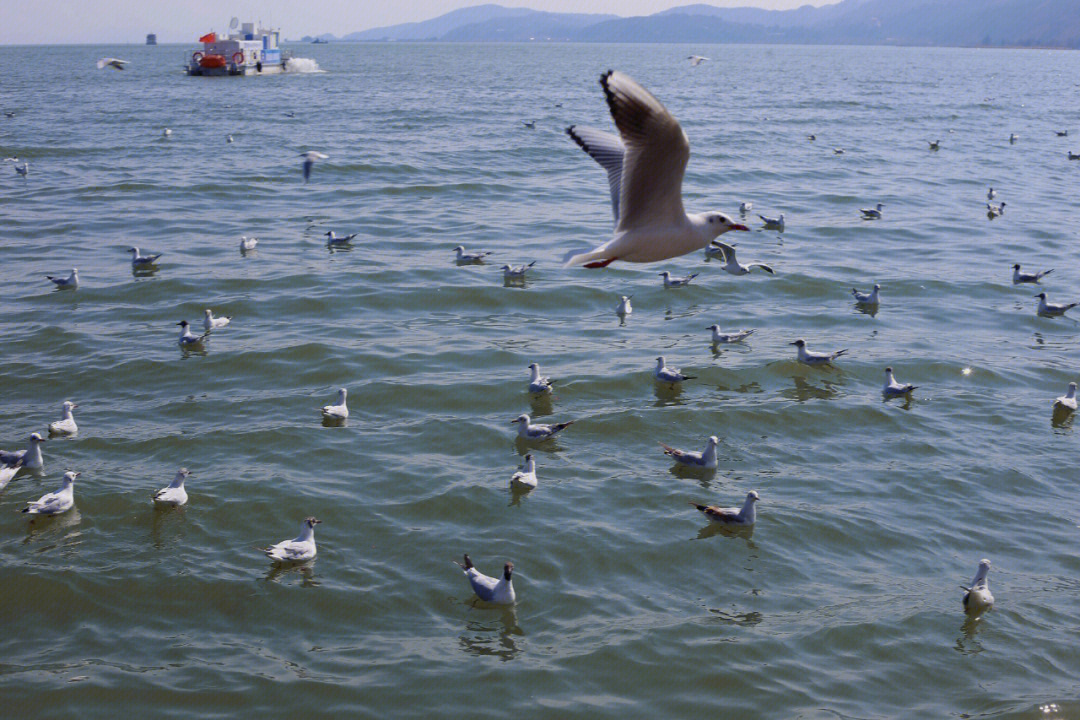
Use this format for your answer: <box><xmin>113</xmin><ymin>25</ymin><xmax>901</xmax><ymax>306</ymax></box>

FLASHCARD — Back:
<box><xmin>284</xmin><ymin>57</ymin><xmax>321</xmax><ymax>73</ymax></box>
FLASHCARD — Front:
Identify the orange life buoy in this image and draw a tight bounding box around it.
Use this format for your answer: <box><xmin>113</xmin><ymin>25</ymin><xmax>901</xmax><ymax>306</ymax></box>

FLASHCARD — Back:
<box><xmin>232</xmin><ymin>51</ymin><xmax>244</xmax><ymax>64</ymax></box>
<box><xmin>192</xmin><ymin>51</ymin><xmax>204</xmax><ymax>63</ymax></box>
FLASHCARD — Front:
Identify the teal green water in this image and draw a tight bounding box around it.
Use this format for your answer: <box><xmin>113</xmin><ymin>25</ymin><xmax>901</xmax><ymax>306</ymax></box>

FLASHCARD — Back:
<box><xmin>2</xmin><ymin>42</ymin><xmax>1080</xmax><ymax>718</ymax></box>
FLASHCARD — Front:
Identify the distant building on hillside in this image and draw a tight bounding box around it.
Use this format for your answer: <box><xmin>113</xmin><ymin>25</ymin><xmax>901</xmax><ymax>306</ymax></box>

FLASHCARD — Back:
<box><xmin>146</xmin><ymin>33</ymin><xmax>157</xmax><ymax>45</ymax></box>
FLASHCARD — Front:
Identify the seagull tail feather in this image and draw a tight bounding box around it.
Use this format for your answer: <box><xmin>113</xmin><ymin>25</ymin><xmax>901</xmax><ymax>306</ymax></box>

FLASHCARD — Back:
<box><xmin>835</xmin><ymin>350</ymin><xmax>849</xmax><ymax>358</ymax></box>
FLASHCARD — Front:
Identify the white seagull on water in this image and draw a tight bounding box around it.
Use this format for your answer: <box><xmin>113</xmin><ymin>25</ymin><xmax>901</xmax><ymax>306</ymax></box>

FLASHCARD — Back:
<box><xmin>961</xmin><ymin>558</ymin><xmax>994</xmax><ymax>613</ymax></box>
<box><xmin>511</xmin><ymin>413</ymin><xmax>573</xmax><ymax>441</ymax></box>
<box><xmin>883</xmin><ymin>367</ymin><xmax>917</xmax><ymax>397</ymax></box>
<box><xmin>527</xmin><ymin>363</ymin><xmax>555</xmax><ymax>394</ymax></box>
<box><xmin>203</xmin><ymin>309</ymin><xmax>232</xmax><ymax>332</ymax></box>
<box><xmin>128</xmin><ymin>247</ymin><xmax>162</xmax><ymax>268</ymax></box>
<box><xmin>510</xmin><ymin>454</ymin><xmax>538</xmax><ymax>489</ymax></box>
<box><xmin>46</xmin><ymin>268</ymin><xmax>79</xmax><ymax>290</ymax></box>
<box><xmin>240</xmin><ymin>236</ymin><xmax>258</xmax><ymax>252</ymax></box>
<box><xmin>23</xmin><ymin>471</ymin><xmax>80</xmax><ymax>515</ymax></box>
<box><xmin>502</xmin><ymin>262</ymin><xmax>535</xmax><ymax>280</ymax></box>
<box><xmin>325</xmin><ymin>231</ymin><xmax>357</xmax><ymax>245</ymax></box>
<box><xmin>300</xmin><ymin>151</ymin><xmax>328</xmax><ymax>182</ymax></box>
<box><xmin>654</xmin><ymin>356</ymin><xmax>696</xmax><ymax>384</ymax></box>
<box><xmin>454</xmin><ymin>554</ymin><xmax>516</xmax><ymax>605</ymax></box>
<box><xmin>708</xmin><ymin>325</ymin><xmax>754</xmax><ymax>344</ymax></box>
<box><xmin>986</xmin><ymin>202</ymin><xmax>1006</xmax><ymax>217</ymax></box>
<box><xmin>689</xmin><ymin>490</ymin><xmax>759</xmax><ymax>526</ymax></box>
<box><xmin>987</xmin><ymin>187</ymin><xmax>996</xmax><ymax>200</ymax></box>
<box><xmin>1054</xmin><ymin>382</ymin><xmax>1077</xmax><ymax>411</ymax></box>
<box><xmin>659</xmin><ymin>270</ymin><xmax>698</xmax><ymax>288</ymax></box>
<box><xmin>162</xmin><ymin>128</ymin><xmax>172</xmax><ymax>137</ymax></box>
<box><xmin>661</xmin><ymin>435</ymin><xmax>719</xmax><ymax>469</ymax></box>
<box><xmin>259</xmin><ymin>517</ymin><xmax>321</xmax><ymax>563</ymax></box>
<box><xmin>759</xmin><ymin>213</ymin><xmax>785</xmax><ymax>231</ymax></box>
<box><xmin>13</xmin><ymin>161</ymin><xmax>28</xmax><ymax>177</ymax></box>
<box><xmin>152</xmin><ymin>468</ymin><xmax>190</xmax><ymax>506</ymax></box>
<box><xmin>792</xmin><ymin>339</ymin><xmax>847</xmax><ymax>366</ymax></box>
<box><xmin>1012</xmin><ymin>264</ymin><xmax>1052</xmax><ymax>285</ymax></box>
<box><xmin>0</xmin><ymin>432</ymin><xmax>47</xmax><ymax>471</ymax></box>
<box><xmin>321</xmin><ymin>388</ymin><xmax>348</xmax><ymax>420</ymax></box>
<box><xmin>48</xmin><ymin>401</ymin><xmax>78</xmax><ymax>436</ymax></box>
<box><xmin>453</xmin><ymin>245</ymin><xmax>491</xmax><ymax>264</ymax></box>
<box><xmin>1035</xmin><ymin>292</ymin><xmax>1078</xmax><ymax>317</ymax></box>
<box><xmin>709</xmin><ymin>241</ymin><xmax>775</xmax><ymax>276</ymax></box>
<box><xmin>563</xmin><ymin>70</ymin><xmax>748</xmax><ymax>268</ymax></box>
<box><xmin>176</xmin><ymin>321</ymin><xmax>209</xmax><ymax>348</ymax></box>
<box><xmin>852</xmin><ymin>284</ymin><xmax>880</xmax><ymax>304</ymax></box>
<box><xmin>616</xmin><ymin>295</ymin><xmax>633</xmax><ymax>316</ymax></box>
<box><xmin>861</xmin><ymin>203</ymin><xmax>885</xmax><ymax>219</ymax></box>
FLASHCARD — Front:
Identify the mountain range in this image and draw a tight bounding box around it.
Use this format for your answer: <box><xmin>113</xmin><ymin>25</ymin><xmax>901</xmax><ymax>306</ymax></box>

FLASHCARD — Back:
<box><xmin>298</xmin><ymin>0</ymin><xmax>1080</xmax><ymax>49</ymax></box>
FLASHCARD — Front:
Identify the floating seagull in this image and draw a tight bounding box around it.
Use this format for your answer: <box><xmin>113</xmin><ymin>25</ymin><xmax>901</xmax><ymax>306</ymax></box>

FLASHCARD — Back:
<box><xmin>48</xmin><ymin>401</ymin><xmax>78</xmax><ymax>436</ymax></box>
<box><xmin>852</xmin><ymin>284</ymin><xmax>881</xmax><ymax>304</ymax></box>
<box><xmin>97</xmin><ymin>58</ymin><xmax>129</xmax><ymax>70</ymax></box>
<box><xmin>1009</xmin><ymin>133</ymin><xmax>1018</xmax><ymax>144</ymax></box>
<box><xmin>1056</xmin><ymin>130</ymin><xmax>1068</xmax><ymax>137</ymax></box>
<box><xmin>708</xmin><ymin>325</ymin><xmax>754</xmax><ymax>344</ymax></box>
<box><xmin>563</xmin><ymin>70</ymin><xmax>748</xmax><ymax>268</ymax></box>
<box><xmin>960</xmin><ymin>558</ymin><xmax>994</xmax><ymax>613</ymax></box>
<box><xmin>4</xmin><ymin>156</ymin><xmax>18</xmax><ymax>162</ymax></box>
<box><xmin>987</xmin><ymin>187</ymin><xmax>996</xmax><ymax>201</ymax></box>
<box><xmin>511</xmin><ymin>413</ymin><xmax>573</xmax><ymax>441</ymax></box>
<box><xmin>654</xmin><ymin>356</ymin><xmax>696</xmax><ymax>384</ymax></box>
<box><xmin>453</xmin><ymin>245</ymin><xmax>491</xmax><ymax>264</ymax></box>
<box><xmin>928</xmin><ymin>140</ymin><xmax>940</xmax><ymax>150</ymax></box>
<box><xmin>807</xmin><ymin>134</ymin><xmax>816</xmax><ymax>141</ymax></box>
<box><xmin>3</xmin><ymin>112</ymin><xmax>15</xmax><ymax>118</ymax></box>
<box><xmin>1068</xmin><ymin>152</ymin><xmax>1080</xmax><ymax>161</ymax></box>
<box><xmin>709</xmin><ymin>241</ymin><xmax>775</xmax><ymax>276</ymax></box>
<box><xmin>321</xmin><ymin>388</ymin><xmax>348</xmax><ymax>420</ymax></box>
<box><xmin>883</xmin><ymin>367</ymin><xmax>917</xmax><ymax>397</ymax></box>
<box><xmin>284</xmin><ymin>111</ymin><xmax>296</xmax><ymax>118</ymax></box>
<box><xmin>759</xmin><ymin>213</ymin><xmax>785</xmax><ymax>231</ymax></box>
<box><xmin>502</xmin><ymin>261</ymin><xmax>535</xmax><ymax>280</ymax></box>
<box><xmin>833</xmin><ymin>148</ymin><xmax>845</xmax><ymax>155</ymax></box>
<box><xmin>0</xmin><ymin>458</ymin><xmax>22</xmax><ymax>490</ymax></box>
<box><xmin>152</xmin><ymin>468</ymin><xmax>190</xmax><ymax>506</ymax></box>
<box><xmin>203</xmin><ymin>309</ymin><xmax>231</xmax><ymax>332</ymax></box>
<box><xmin>46</xmin><ymin>268</ymin><xmax>79</xmax><ymax>290</ymax></box>
<box><xmin>791</xmin><ymin>338</ymin><xmax>847</xmax><ymax>365</ymax></box>
<box><xmin>226</xmin><ymin>135</ymin><xmax>234</xmax><ymax>144</ymax></box>
<box><xmin>0</xmin><ymin>432</ymin><xmax>47</xmax><ymax>470</ymax></box>
<box><xmin>687</xmin><ymin>55</ymin><xmax>709</xmax><ymax>66</ymax></box>
<box><xmin>1035</xmin><ymin>292</ymin><xmax>1078</xmax><ymax>317</ymax></box>
<box><xmin>259</xmin><ymin>517</ymin><xmax>321</xmax><ymax>563</ymax></box>
<box><xmin>616</xmin><ymin>295</ymin><xmax>633</xmax><ymax>316</ymax></box>
<box><xmin>162</xmin><ymin>127</ymin><xmax>172</xmax><ymax>137</ymax></box>
<box><xmin>661</xmin><ymin>435</ymin><xmax>719</xmax><ymax>469</ymax></box>
<box><xmin>689</xmin><ymin>490</ymin><xmax>759</xmax><ymax>526</ymax></box>
<box><xmin>14</xmin><ymin>161</ymin><xmax>28</xmax><ymax>177</ymax></box>
<box><xmin>659</xmin><ymin>270</ymin><xmax>698</xmax><ymax>288</ymax></box>
<box><xmin>527</xmin><ymin>363</ymin><xmax>555</xmax><ymax>394</ymax></box>
<box><xmin>1012</xmin><ymin>263</ymin><xmax>1051</xmax><ymax>285</ymax></box>
<box><xmin>128</xmin><ymin>246</ymin><xmax>162</xmax><ymax>268</ymax></box>
<box><xmin>300</xmin><ymin>151</ymin><xmax>328</xmax><ymax>182</ymax></box>
<box><xmin>1055</xmin><ymin>382</ymin><xmax>1077</xmax><ymax>411</ymax></box>
<box><xmin>521</xmin><ymin>120</ymin><xmax>536</xmax><ymax>129</ymax></box>
<box><xmin>455</xmin><ymin>554</ymin><xmax>515</xmax><ymax>604</ymax></box>
<box><xmin>176</xmin><ymin>320</ymin><xmax>209</xmax><ymax>348</ymax></box>
<box><xmin>739</xmin><ymin>201</ymin><xmax>753</xmax><ymax>214</ymax></box>
<box><xmin>986</xmin><ymin>202</ymin><xmax>1005</xmax><ymax>217</ymax></box>
<box><xmin>510</xmin><ymin>454</ymin><xmax>537</xmax><ymax>489</ymax></box>
<box><xmin>239</xmin><ymin>236</ymin><xmax>258</xmax><ymax>252</ymax></box>
<box><xmin>325</xmin><ymin>231</ymin><xmax>357</xmax><ymax>245</ymax></box>
<box><xmin>861</xmin><ymin>203</ymin><xmax>885</xmax><ymax>219</ymax></box>
<box><xmin>22</xmin><ymin>471</ymin><xmax>79</xmax><ymax>515</ymax></box>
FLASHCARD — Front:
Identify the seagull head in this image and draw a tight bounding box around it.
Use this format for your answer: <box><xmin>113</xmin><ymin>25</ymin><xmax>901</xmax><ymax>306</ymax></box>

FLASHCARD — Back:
<box><xmin>63</xmin><ymin>471</ymin><xmax>80</xmax><ymax>482</ymax></box>
<box><xmin>1035</xmin><ymin>292</ymin><xmax>1047</xmax><ymax>299</ymax></box>
<box><xmin>503</xmin><ymin>562</ymin><xmax>514</xmax><ymax>580</ymax></box>
<box><xmin>873</xmin><ymin>284</ymin><xmax>881</xmax><ymax>291</ymax></box>
<box><xmin>128</xmin><ymin>247</ymin><xmax>138</xmax><ymax>255</ymax></box>
<box><xmin>658</xmin><ymin>271</ymin><xmax>670</xmax><ymax>278</ymax></box>
<box><xmin>707</xmin><ymin>324</ymin><xmax>719</xmax><ymax>331</ymax></box>
<box><xmin>706</xmin><ymin>212</ymin><xmax>749</xmax><ymax>234</ymax></box>
<box><xmin>790</xmin><ymin>339</ymin><xmax>806</xmax><ymax>348</ymax></box>
<box><xmin>305</xmin><ymin>517</ymin><xmax>322</xmax><ymax>528</ymax></box>
<box><xmin>511</xmin><ymin>414</ymin><xmax>530</xmax><ymax>425</ymax></box>
<box><xmin>655</xmin><ymin>356</ymin><xmax>666</xmax><ymax>366</ymax></box>
<box><xmin>746</xmin><ymin>490</ymin><xmax>760</xmax><ymax>503</ymax></box>
<box><xmin>452</xmin><ymin>245</ymin><xmax>465</xmax><ymax>253</ymax></box>
<box><xmin>29</xmin><ymin>432</ymin><xmax>46</xmax><ymax>443</ymax></box>
<box><xmin>1012</xmin><ymin>263</ymin><xmax>1021</xmax><ymax>270</ymax></box>
<box><xmin>527</xmin><ymin>362</ymin><xmax>538</xmax><ymax>370</ymax></box>
<box><xmin>176</xmin><ymin>468</ymin><xmax>191</xmax><ymax>479</ymax></box>
<box><xmin>1070</xmin><ymin>382</ymin><xmax>1078</xmax><ymax>391</ymax></box>
<box><xmin>204</xmin><ymin>309</ymin><xmax>213</xmax><ymax>317</ymax></box>
<box><xmin>337</xmin><ymin>388</ymin><xmax>348</xmax><ymax>402</ymax></box>
<box><xmin>177</xmin><ymin>320</ymin><xmax>189</xmax><ymax>327</ymax></box>
<box><xmin>62</xmin><ymin>400</ymin><xmax>77</xmax><ymax>411</ymax></box>
<box><xmin>707</xmin><ymin>435</ymin><xmax>719</xmax><ymax>446</ymax></box>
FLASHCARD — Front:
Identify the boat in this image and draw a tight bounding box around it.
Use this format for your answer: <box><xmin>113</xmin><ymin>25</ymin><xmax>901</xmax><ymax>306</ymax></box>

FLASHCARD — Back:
<box><xmin>187</xmin><ymin>18</ymin><xmax>290</xmax><ymax>76</ymax></box>
<box><xmin>312</xmin><ymin>38</ymin><xmax>329</xmax><ymax>44</ymax></box>
<box><xmin>146</xmin><ymin>33</ymin><xmax>157</xmax><ymax>46</ymax></box>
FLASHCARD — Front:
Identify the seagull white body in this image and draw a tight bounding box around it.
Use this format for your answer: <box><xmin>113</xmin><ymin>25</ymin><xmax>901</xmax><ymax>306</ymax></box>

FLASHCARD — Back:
<box><xmin>961</xmin><ymin>559</ymin><xmax>994</xmax><ymax>612</ymax></box>
<box><xmin>710</xmin><ymin>241</ymin><xmax>774</xmax><ymax>276</ymax></box>
<box><xmin>325</xmin><ymin>231</ymin><xmax>357</xmax><ymax>245</ymax></box>
<box><xmin>654</xmin><ymin>356</ymin><xmax>695</xmax><ymax>384</ymax></box>
<box><xmin>1012</xmin><ymin>264</ymin><xmax>1051</xmax><ymax>284</ymax></box>
<box><xmin>661</xmin><ymin>435</ymin><xmax>719</xmax><ymax>469</ymax></box>
<box><xmin>0</xmin><ymin>433</ymin><xmax>47</xmax><ymax>470</ymax></box>
<box><xmin>176</xmin><ymin>321</ymin><xmax>209</xmax><ymax>347</ymax></box>
<box><xmin>455</xmin><ymin>554</ymin><xmax>515</xmax><ymax>604</ymax></box>
<box><xmin>759</xmin><ymin>213</ymin><xmax>785</xmax><ymax>231</ymax></box>
<box><xmin>690</xmin><ymin>490</ymin><xmax>759</xmax><ymax>526</ymax></box>
<box><xmin>153</xmin><ymin>468</ymin><xmax>190</xmax><ymax>506</ymax></box>
<box><xmin>0</xmin><ymin>459</ymin><xmax>22</xmax><ymax>490</ymax></box>
<box><xmin>453</xmin><ymin>245</ymin><xmax>490</xmax><ymax>264</ymax></box>
<box><xmin>883</xmin><ymin>367</ymin><xmax>917</xmax><ymax>397</ymax></box>
<box><xmin>792</xmin><ymin>338</ymin><xmax>847</xmax><ymax>365</ymax></box>
<box><xmin>852</xmin><ymin>284</ymin><xmax>881</xmax><ymax>304</ymax></box>
<box><xmin>97</xmin><ymin>58</ymin><xmax>129</xmax><ymax>70</ymax></box>
<box><xmin>929</xmin><ymin>140</ymin><xmax>940</xmax><ymax>150</ymax></box>
<box><xmin>203</xmin><ymin>309</ymin><xmax>232</xmax><ymax>332</ymax></box>
<box><xmin>162</xmin><ymin>128</ymin><xmax>172</xmax><ymax>137</ymax></box>
<box><xmin>510</xmin><ymin>454</ymin><xmax>538</xmax><ymax>489</ymax></box>
<box><xmin>563</xmin><ymin>71</ymin><xmax>748</xmax><ymax>268</ymax></box>
<box><xmin>616</xmin><ymin>295</ymin><xmax>633</xmax><ymax>316</ymax></box>
<box><xmin>687</xmin><ymin>55</ymin><xmax>709</xmax><ymax>66</ymax></box>
<box><xmin>1055</xmin><ymin>382</ymin><xmax>1077</xmax><ymax>411</ymax></box>
<box><xmin>521</xmin><ymin>120</ymin><xmax>536</xmax><ymax>129</ymax></box>
<box><xmin>659</xmin><ymin>270</ymin><xmax>698</xmax><ymax>287</ymax></box>
<box><xmin>739</xmin><ymin>201</ymin><xmax>752</xmax><ymax>214</ymax></box>
<box><xmin>321</xmin><ymin>388</ymin><xmax>348</xmax><ymax>419</ymax></box>
<box><xmin>260</xmin><ymin>517</ymin><xmax>320</xmax><ymax>562</ymax></box>
<box><xmin>1035</xmin><ymin>292</ymin><xmax>1078</xmax><ymax>317</ymax></box>
<box><xmin>239</xmin><ymin>236</ymin><xmax>258</xmax><ymax>251</ymax></box>
<box><xmin>46</xmin><ymin>268</ymin><xmax>79</xmax><ymax>290</ymax></box>
<box><xmin>23</xmin><ymin>471</ymin><xmax>79</xmax><ymax>515</ymax></box>
<box><xmin>48</xmin><ymin>401</ymin><xmax>78</xmax><ymax>435</ymax></box>
<box><xmin>833</xmin><ymin>148</ymin><xmax>844</xmax><ymax>155</ymax></box>
<box><xmin>129</xmin><ymin>246</ymin><xmax>162</xmax><ymax>268</ymax></box>
<box><xmin>987</xmin><ymin>187</ymin><xmax>996</xmax><ymax>200</ymax></box>
<box><xmin>502</xmin><ymin>261</ymin><xmax>535</xmax><ymax>280</ymax></box>
<box><xmin>986</xmin><ymin>202</ymin><xmax>1006</xmax><ymax>217</ymax></box>
<box><xmin>511</xmin><ymin>413</ymin><xmax>573</xmax><ymax>441</ymax></box>
<box><xmin>527</xmin><ymin>363</ymin><xmax>555</xmax><ymax>394</ymax></box>
<box><xmin>300</xmin><ymin>151</ymin><xmax>328</xmax><ymax>182</ymax></box>
<box><xmin>708</xmin><ymin>325</ymin><xmax>754</xmax><ymax>344</ymax></box>
<box><xmin>861</xmin><ymin>203</ymin><xmax>885</xmax><ymax>219</ymax></box>
<box><xmin>226</xmin><ymin>135</ymin><xmax>234</xmax><ymax>144</ymax></box>
<box><xmin>14</xmin><ymin>161</ymin><xmax>28</xmax><ymax>177</ymax></box>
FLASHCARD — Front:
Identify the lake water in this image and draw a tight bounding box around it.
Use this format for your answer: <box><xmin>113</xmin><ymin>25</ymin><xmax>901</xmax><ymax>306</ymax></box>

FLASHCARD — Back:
<box><xmin>2</xmin><ymin>41</ymin><xmax>1080</xmax><ymax>719</ymax></box>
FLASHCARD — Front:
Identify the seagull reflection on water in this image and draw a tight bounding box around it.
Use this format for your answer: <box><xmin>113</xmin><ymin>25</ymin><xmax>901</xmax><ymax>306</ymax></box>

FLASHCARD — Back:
<box><xmin>457</xmin><ymin>607</ymin><xmax>523</xmax><ymax>662</ymax></box>
<box><xmin>265</xmin><ymin>562</ymin><xmax>319</xmax><ymax>587</ymax></box>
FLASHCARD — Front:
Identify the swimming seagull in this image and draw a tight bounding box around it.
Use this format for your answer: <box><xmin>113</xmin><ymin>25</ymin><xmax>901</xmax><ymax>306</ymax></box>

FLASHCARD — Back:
<box><xmin>128</xmin><ymin>247</ymin><xmax>162</xmax><ymax>268</ymax></box>
<box><xmin>511</xmin><ymin>413</ymin><xmax>573</xmax><ymax>441</ymax></box>
<box><xmin>833</xmin><ymin>148</ymin><xmax>845</xmax><ymax>155</ymax></box>
<box><xmin>852</xmin><ymin>284</ymin><xmax>881</xmax><ymax>304</ymax></box>
<box><xmin>48</xmin><ymin>401</ymin><xmax>78</xmax><ymax>436</ymax></box>
<box><xmin>759</xmin><ymin>213</ymin><xmax>785</xmax><ymax>231</ymax></box>
<box><xmin>300</xmin><ymin>151</ymin><xmax>328</xmax><ymax>182</ymax></box>
<box><xmin>687</xmin><ymin>55</ymin><xmax>709</xmax><ymax>66</ymax></box>
<box><xmin>986</xmin><ymin>202</ymin><xmax>1005</xmax><ymax>217</ymax></box>
<box><xmin>709</xmin><ymin>241</ymin><xmax>775</xmax><ymax>276</ymax></box>
<box><xmin>226</xmin><ymin>135</ymin><xmax>233</xmax><ymax>144</ymax></box>
<box><xmin>708</xmin><ymin>325</ymin><xmax>754</xmax><ymax>344</ymax></box>
<box><xmin>502</xmin><ymin>262</ymin><xmax>535</xmax><ymax>280</ymax></box>
<box><xmin>739</xmin><ymin>201</ymin><xmax>752</xmax><ymax>214</ymax></box>
<box><xmin>1068</xmin><ymin>152</ymin><xmax>1080</xmax><ymax>161</ymax></box>
<box><xmin>521</xmin><ymin>120</ymin><xmax>536</xmax><ymax>129</ymax></box>
<box><xmin>1035</xmin><ymin>292</ymin><xmax>1078</xmax><ymax>317</ymax></box>
<box><xmin>1056</xmin><ymin>130</ymin><xmax>1068</xmax><ymax>137</ymax></box>
<box><xmin>162</xmin><ymin>128</ymin><xmax>172</xmax><ymax>137</ymax></box>
<box><xmin>321</xmin><ymin>388</ymin><xmax>348</xmax><ymax>420</ymax></box>
<box><xmin>689</xmin><ymin>490</ymin><xmax>759</xmax><ymax>526</ymax></box>
<box><xmin>807</xmin><ymin>134</ymin><xmax>816</xmax><ymax>141</ymax></box>
<box><xmin>14</xmin><ymin>161</ymin><xmax>28</xmax><ymax>177</ymax></box>
<box><xmin>152</xmin><ymin>468</ymin><xmax>190</xmax><ymax>506</ymax></box>
<box><xmin>1009</xmin><ymin>133</ymin><xmax>1018</xmax><ymax>144</ymax></box>
<box><xmin>22</xmin><ymin>471</ymin><xmax>79</xmax><ymax>515</ymax></box>
<box><xmin>454</xmin><ymin>554</ymin><xmax>516</xmax><ymax>604</ymax></box>
<box><xmin>654</xmin><ymin>356</ymin><xmax>696</xmax><ymax>384</ymax></box>
<box><xmin>563</xmin><ymin>70</ymin><xmax>748</xmax><ymax>268</ymax></box>
<box><xmin>240</xmin><ymin>236</ymin><xmax>258</xmax><ymax>252</ymax></box>
<box><xmin>203</xmin><ymin>309</ymin><xmax>231</xmax><ymax>332</ymax></box>
<box><xmin>961</xmin><ymin>558</ymin><xmax>994</xmax><ymax>613</ymax></box>
<box><xmin>259</xmin><ymin>517</ymin><xmax>321</xmax><ymax>563</ymax></box>
<box><xmin>97</xmin><ymin>58</ymin><xmax>129</xmax><ymax>70</ymax></box>
<box><xmin>883</xmin><ymin>367</ymin><xmax>917</xmax><ymax>397</ymax></box>
<box><xmin>453</xmin><ymin>245</ymin><xmax>491</xmax><ymax>264</ymax></box>
<box><xmin>1054</xmin><ymin>382</ymin><xmax>1077</xmax><ymax>411</ymax></box>
<box><xmin>661</xmin><ymin>435</ymin><xmax>719</xmax><ymax>469</ymax></box>
<box><xmin>0</xmin><ymin>433</ymin><xmax>47</xmax><ymax>470</ymax></box>
<box><xmin>861</xmin><ymin>203</ymin><xmax>885</xmax><ymax>219</ymax></box>
<box><xmin>176</xmin><ymin>321</ymin><xmax>209</xmax><ymax>348</ymax></box>
<box><xmin>1012</xmin><ymin>263</ymin><xmax>1052</xmax><ymax>285</ymax></box>
<box><xmin>0</xmin><ymin>459</ymin><xmax>22</xmax><ymax>490</ymax></box>
<box><xmin>325</xmin><ymin>231</ymin><xmax>357</xmax><ymax>245</ymax></box>
<box><xmin>527</xmin><ymin>363</ymin><xmax>555</xmax><ymax>394</ymax></box>
<box><xmin>928</xmin><ymin>140</ymin><xmax>940</xmax><ymax>150</ymax></box>
<box><xmin>46</xmin><ymin>268</ymin><xmax>79</xmax><ymax>290</ymax></box>
<box><xmin>616</xmin><ymin>295</ymin><xmax>633</xmax><ymax>316</ymax></box>
<box><xmin>987</xmin><ymin>187</ymin><xmax>996</xmax><ymax>200</ymax></box>
<box><xmin>659</xmin><ymin>271</ymin><xmax>698</xmax><ymax>287</ymax></box>
<box><xmin>510</xmin><ymin>454</ymin><xmax>538</xmax><ymax>489</ymax></box>
<box><xmin>791</xmin><ymin>338</ymin><xmax>847</xmax><ymax>365</ymax></box>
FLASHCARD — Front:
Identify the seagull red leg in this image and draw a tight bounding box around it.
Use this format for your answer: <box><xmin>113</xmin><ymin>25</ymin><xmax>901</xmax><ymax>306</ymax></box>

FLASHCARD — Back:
<box><xmin>583</xmin><ymin>257</ymin><xmax>618</xmax><ymax>269</ymax></box>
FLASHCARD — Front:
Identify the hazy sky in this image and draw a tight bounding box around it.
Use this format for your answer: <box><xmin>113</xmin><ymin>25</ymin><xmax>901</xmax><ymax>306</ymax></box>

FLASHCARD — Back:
<box><xmin>3</xmin><ymin>0</ymin><xmax>842</xmax><ymax>45</ymax></box>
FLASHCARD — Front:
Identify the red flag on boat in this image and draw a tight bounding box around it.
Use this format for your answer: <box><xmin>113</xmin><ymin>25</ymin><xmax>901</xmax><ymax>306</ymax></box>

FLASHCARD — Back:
<box><xmin>199</xmin><ymin>32</ymin><xmax>216</xmax><ymax>43</ymax></box>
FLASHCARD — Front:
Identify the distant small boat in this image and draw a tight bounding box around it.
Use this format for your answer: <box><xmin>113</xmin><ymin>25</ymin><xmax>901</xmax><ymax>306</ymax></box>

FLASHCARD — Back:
<box><xmin>312</xmin><ymin>38</ymin><xmax>329</xmax><ymax>44</ymax></box>
<box><xmin>146</xmin><ymin>33</ymin><xmax>157</xmax><ymax>46</ymax></box>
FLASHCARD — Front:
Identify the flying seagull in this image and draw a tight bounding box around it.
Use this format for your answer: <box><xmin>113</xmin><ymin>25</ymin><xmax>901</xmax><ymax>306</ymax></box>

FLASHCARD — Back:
<box><xmin>97</xmin><ymin>58</ymin><xmax>129</xmax><ymax>70</ymax></box>
<box><xmin>300</xmin><ymin>151</ymin><xmax>328</xmax><ymax>182</ymax></box>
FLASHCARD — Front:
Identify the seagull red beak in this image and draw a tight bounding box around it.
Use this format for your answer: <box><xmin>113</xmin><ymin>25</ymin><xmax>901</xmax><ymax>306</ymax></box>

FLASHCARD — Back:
<box><xmin>731</xmin><ymin>224</ymin><xmax>749</xmax><ymax>231</ymax></box>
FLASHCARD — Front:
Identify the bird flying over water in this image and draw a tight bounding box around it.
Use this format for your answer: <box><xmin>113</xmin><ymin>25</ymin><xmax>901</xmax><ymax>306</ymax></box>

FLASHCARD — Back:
<box><xmin>300</xmin><ymin>151</ymin><xmax>328</xmax><ymax>182</ymax></box>
<box><xmin>97</xmin><ymin>58</ymin><xmax>129</xmax><ymax>70</ymax></box>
